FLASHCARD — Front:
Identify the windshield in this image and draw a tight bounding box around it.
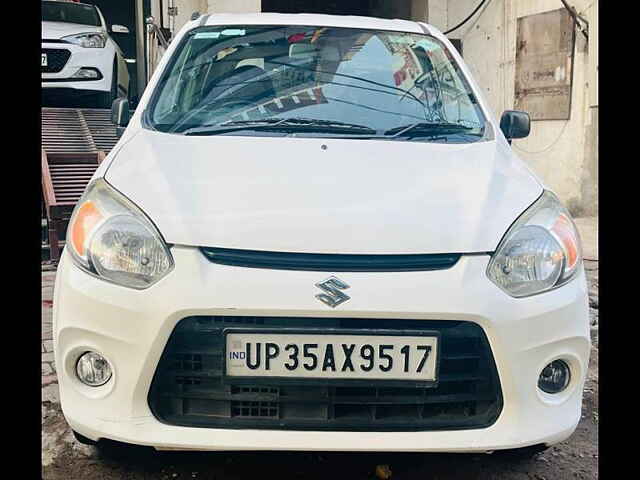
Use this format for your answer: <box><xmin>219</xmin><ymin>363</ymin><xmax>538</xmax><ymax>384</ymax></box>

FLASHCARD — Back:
<box><xmin>42</xmin><ymin>1</ymin><xmax>101</xmax><ymax>26</ymax></box>
<box><xmin>146</xmin><ymin>25</ymin><xmax>486</xmax><ymax>142</ymax></box>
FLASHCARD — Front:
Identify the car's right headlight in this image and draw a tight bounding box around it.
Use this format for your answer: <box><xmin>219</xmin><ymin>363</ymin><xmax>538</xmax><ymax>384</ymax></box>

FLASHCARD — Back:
<box><xmin>62</xmin><ymin>32</ymin><xmax>107</xmax><ymax>48</ymax></box>
<box><xmin>487</xmin><ymin>190</ymin><xmax>582</xmax><ymax>297</ymax></box>
<box><xmin>66</xmin><ymin>178</ymin><xmax>173</xmax><ymax>289</ymax></box>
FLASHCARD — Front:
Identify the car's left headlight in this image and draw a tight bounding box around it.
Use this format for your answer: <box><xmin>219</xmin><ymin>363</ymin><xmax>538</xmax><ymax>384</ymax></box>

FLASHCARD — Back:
<box><xmin>62</xmin><ymin>32</ymin><xmax>107</xmax><ymax>48</ymax></box>
<box><xmin>487</xmin><ymin>190</ymin><xmax>582</xmax><ymax>297</ymax></box>
<box><xmin>66</xmin><ymin>178</ymin><xmax>174</xmax><ymax>289</ymax></box>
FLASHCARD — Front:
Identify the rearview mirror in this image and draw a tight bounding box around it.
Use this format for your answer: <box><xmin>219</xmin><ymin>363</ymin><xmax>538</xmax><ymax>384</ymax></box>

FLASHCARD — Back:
<box><xmin>500</xmin><ymin>110</ymin><xmax>530</xmax><ymax>142</ymax></box>
<box><xmin>111</xmin><ymin>98</ymin><xmax>130</xmax><ymax>136</ymax></box>
<box><xmin>289</xmin><ymin>43</ymin><xmax>317</xmax><ymax>58</ymax></box>
<box><xmin>111</xmin><ymin>24</ymin><xmax>130</xmax><ymax>34</ymax></box>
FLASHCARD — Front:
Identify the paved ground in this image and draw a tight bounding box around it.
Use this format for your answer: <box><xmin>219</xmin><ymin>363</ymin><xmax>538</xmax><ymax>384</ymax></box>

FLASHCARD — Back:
<box><xmin>42</xmin><ymin>219</ymin><xmax>598</xmax><ymax>479</ymax></box>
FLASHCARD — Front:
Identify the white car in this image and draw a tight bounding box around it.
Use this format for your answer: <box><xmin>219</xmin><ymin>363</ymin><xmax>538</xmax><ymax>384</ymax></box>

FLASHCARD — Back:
<box><xmin>53</xmin><ymin>13</ymin><xmax>590</xmax><ymax>455</ymax></box>
<box><xmin>42</xmin><ymin>0</ymin><xmax>130</xmax><ymax>107</ymax></box>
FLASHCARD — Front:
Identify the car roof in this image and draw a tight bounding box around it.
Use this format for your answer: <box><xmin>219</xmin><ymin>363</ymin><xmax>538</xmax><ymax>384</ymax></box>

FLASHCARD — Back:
<box><xmin>201</xmin><ymin>13</ymin><xmax>429</xmax><ymax>34</ymax></box>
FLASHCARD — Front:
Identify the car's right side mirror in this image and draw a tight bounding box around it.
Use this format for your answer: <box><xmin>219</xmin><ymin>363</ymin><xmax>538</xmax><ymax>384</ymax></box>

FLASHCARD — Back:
<box><xmin>111</xmin><ymin>98</ymin><xmax>130</xmax><ymax>136</ymax></box>
<box><xmin>500</xmin><ymin>110</ymin><xmax>530</xmax><ymax>143</ymax></box>
<box><xmin>111</xmin><ymin>24</ymin><xmax>130</xmax><ymax>34</ymax></box>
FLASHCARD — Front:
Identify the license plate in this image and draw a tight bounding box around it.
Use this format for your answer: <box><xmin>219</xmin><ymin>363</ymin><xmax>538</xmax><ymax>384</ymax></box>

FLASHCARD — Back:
<box><xmin>41</xmin><ymin>53</ymin><xmax>47</xmax><ymax>67</ymax></box>
<box><xmin>225</xmin><ymin>329</ymin><xmax>439</xmax><ymax>383</ymax></box>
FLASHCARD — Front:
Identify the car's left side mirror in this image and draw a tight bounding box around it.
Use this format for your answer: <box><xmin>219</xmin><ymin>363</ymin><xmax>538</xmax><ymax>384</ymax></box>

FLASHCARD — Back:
<box><xmin>111</xmin><ymin>98</ymin><xmax>130</xmax><ymax>137</ymax></box>
<box><xmin>111</xmin><ymin>24</ymin><xmax>130</xmax><ymax>34</ymax></box>
<box><xmin>500</xmin><ymin>110</ymin><xmax>530</xmax><ymax>143</ymax></box>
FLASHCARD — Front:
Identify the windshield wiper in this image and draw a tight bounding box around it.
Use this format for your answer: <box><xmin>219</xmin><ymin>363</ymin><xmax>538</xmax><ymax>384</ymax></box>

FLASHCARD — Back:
<box><xmin>385</xmin><ymin>122</ymin><xmax>480</xmax><ymax>138</ymax></box>
<box><xmin>271</xmin><ymin>117</ymin><xmax>376</xmax><ymax>130</ymax></box>
<box><xmin>182</xmin><ymin>117</ymin><xmax>377</xmax><ymax>136</ymax></box>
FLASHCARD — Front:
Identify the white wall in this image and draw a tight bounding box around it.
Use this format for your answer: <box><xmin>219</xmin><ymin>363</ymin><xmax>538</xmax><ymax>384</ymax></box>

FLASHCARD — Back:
<box><xmin>208</xmin><ymin>0</ymin><xmax>261</xmax><ymax>14</ymax></box>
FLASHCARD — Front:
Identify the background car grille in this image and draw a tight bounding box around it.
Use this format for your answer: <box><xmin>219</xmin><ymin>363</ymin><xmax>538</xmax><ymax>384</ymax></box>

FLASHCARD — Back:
<box><xmin>42</xmin><ymin>49</ymin><xmax>71</xmax><ymax>73</ymax></box>
<box><xmin>148</xmin><ymin>317</ymin><xmax>503</xmax><ymax>431</ymax></box>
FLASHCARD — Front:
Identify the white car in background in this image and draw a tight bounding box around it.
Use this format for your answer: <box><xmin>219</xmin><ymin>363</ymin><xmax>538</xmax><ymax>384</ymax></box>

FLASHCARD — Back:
<box><xmin>42</xmin><ymin>0</ymin><xmax>130</xmax><ymax>107</ymax></box>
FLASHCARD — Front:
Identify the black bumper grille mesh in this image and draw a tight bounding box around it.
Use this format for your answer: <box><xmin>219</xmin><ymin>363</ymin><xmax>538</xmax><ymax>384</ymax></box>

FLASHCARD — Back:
<box><xmin>148</xmin><ymin>317</ymin><xmax>502</xmax><ymax>431</ymax></box>
<box><xmin>42</xmin><ymin>48</ymin><xmax>71</xmax><ymax>73</ymax></box>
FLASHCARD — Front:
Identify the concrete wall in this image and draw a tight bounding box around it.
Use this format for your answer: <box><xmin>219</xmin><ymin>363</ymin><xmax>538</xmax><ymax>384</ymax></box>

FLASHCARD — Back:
<box><xmin>208</xmin><ymin>0</ymin><xmax>261</xmax><ymax>14</ymax></box>
<box><xmin>150</xmin><ymin>0</ymin><xmax>208</xmax><ymax>34</ymax></box>
<box><xmin>410</xmin><ymin>0</ymin><xmax>429</xmax><ymax>22</ymax></box>
<box><xmin>176</xmin><ymin>0</ymin><xmax>209</xmax><ymax>31</ymax></box>
<box><xmin>369</xmin><ymin>0</ymin><xmax>411</xmax><ymax>19</ymax></box>
<box><xmin>583</xmin><ymin>1</ymin><xmax>598</xmax><ymax>215</ymax></box>
<box><xmin>425</xmin><ymin>0</ymin><xmax>598</xmax><ymax>215</ymax></box>
<box><xmin>151</xmin><ymin>0</ymin><xmax>261</xmax><ymax>34</ymax></box>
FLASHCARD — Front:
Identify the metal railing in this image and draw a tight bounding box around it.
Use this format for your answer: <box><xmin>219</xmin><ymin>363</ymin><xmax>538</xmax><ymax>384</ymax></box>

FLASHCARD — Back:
<box><xmin>145</xmin><ymin>16</ymin><xmax>170</xmax><ymax>82</ymax></box>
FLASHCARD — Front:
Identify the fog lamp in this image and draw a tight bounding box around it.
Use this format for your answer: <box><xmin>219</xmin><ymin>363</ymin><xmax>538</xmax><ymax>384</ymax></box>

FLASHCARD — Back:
<box><xmin>538</xmin><ymin>360</ymin><xmax>571</xmax><ymax>394</ymax></box>
<box><xmin>76</xmin><ymin>351</ymin><xmax>112</xmax><ymax>387</ymax></box>
<box><xmin>72</xmin><ymin>68</ymin><xmax>101</xmax><ymax>79</ymax></box>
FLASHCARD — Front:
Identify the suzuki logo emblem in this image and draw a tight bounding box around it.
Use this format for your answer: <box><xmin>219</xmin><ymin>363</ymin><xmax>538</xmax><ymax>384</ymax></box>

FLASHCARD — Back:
<box><xmin>315</xmin><ymin>277</ymin><xmax>350</xmax><ymax>308</ymax></box>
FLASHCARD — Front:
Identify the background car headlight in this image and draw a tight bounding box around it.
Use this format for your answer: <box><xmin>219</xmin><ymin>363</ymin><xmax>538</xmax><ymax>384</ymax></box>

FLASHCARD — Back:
<box><xmin>62</xmin><ymin>32</ymin><xmax>107</xmax><ymax>48</ymax></box>
<box><xmin>487</xmin><ymin>190</ymin><xmax>582</xmax><ymax>297</ymax></box>
<box><xmin>67</xmin><ymin>179</ymin><xmax>173</xmax><ymax>289</ymax></box>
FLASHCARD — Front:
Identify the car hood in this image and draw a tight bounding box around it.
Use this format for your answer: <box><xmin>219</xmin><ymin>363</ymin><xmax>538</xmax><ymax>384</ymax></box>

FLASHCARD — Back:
<box><xmin>42</xmin><ymin>21</ymin><xmax>103</xmax><ymax>40</ymax></box>
<box><xmin>105</xmin><ymin>130</ymin><xmax>543</xmax><ymax>254</ymax></box>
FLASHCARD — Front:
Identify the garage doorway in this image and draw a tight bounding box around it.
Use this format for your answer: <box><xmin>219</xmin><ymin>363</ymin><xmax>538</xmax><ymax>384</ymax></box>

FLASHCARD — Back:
<box><xmin>262</xmin><ymin>0</ymin><xmax>413</xmax><ymax>20</ymax></box>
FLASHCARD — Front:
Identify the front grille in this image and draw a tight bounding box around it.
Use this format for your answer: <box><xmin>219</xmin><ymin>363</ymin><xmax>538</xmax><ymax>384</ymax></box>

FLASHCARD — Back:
<box><xmin>148</xmin><ymin>317</ymin><xmax>503</xmax><ymax>431</ymax></box>
<box><xmin>200</xmin><ymin>247</ymin><xmax>461</xmax><ymax>272</ymax></box>
<box><xmin>42</xmin><ymin>48</ymin><xmax>71</xmax><ymax>73</ymax></box>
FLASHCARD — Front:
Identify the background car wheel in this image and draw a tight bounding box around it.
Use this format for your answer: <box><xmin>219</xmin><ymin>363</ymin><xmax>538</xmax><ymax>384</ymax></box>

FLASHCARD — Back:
<box><xmin>98</xmin><ymin>61</ymin><xmax>118</xmax><ymax>109</ymax></box>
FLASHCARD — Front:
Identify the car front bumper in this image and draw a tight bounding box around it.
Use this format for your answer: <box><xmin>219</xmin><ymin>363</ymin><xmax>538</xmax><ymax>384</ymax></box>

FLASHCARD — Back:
<box><xmin>53</xmin><ymin>245</ymin><xmax>590</xmax><ymax>452</ymax></box>
<box><xmin>41</xmin><ymin>41</ymin><xmax>114</xmax><ymax>93</ymax></box>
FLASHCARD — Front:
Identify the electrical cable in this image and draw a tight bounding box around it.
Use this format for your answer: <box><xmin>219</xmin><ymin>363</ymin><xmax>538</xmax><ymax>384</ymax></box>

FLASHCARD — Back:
<box><xmin>443</xmin><ymin>0</ymin><xmax>488</xmax><ymax>35</ymax></box>
<box><xmin>559</xmin><ymin>0</ymin><xmax>589</xmax><ymax>39</ymax></box>
<box><xmin>513</xmin><ymin>121</ymin><xmax>569</xmax><ymax>154</ymax></box>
